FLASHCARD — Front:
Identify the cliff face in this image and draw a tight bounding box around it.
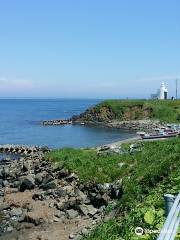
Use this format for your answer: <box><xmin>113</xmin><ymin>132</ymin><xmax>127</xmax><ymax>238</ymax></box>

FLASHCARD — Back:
<box><xmin>72</xmin><ymin>106</ymin><xmax>115</xmax><ymax>123</ymax></box>
<box><xmin>72</xmin><ymin>104</ymin><xmax>152</xmax><ymax>123</ymax></box>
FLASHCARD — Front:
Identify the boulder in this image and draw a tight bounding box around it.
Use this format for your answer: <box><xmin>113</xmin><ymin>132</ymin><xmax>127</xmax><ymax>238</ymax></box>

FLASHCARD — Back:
<box><xmin>10</xmin><ymin>208</ymin><xmax>23</xmax><ymax>217</ymax></box>
<box><xmin>55</xmin><ymin>188</ymin><xmax>66</xmax><ymax>197</ymax></box>
<box><xmin>20</xmin><ymin>175</ymin><xmax>35</xmax><ymax>191</ymax></box>
<box><xmin>35</xmin><ymin>172</ymin><xmax>46</xmax><ymax>185</ymax></box>
<box><xmin>2</xmin><ymin>180</ymin><xmax>9</xmax><ymax>187</ymax></box>
<box><xmin>54</xmin><ymin>210</ymin><xmax>65</xmax><ymax>218</ymax></box>
<box><xmin>66</xmin><ymin>209</ymin><xmax>79</xmax><ymax>219</ymax></box>
<box><xmin>58</xmin><ymin>168</ymin><xmax>69</xmax><ymax>178</ymax></box>
<box><xmin>22</xmin><ymin>162</ymin><xmax>29</xmax><ymax>172</ymax></box>
<box><xmin>32</xmin><ymin>191</ymin><xmax>45</xmax><ymax>201</ymax></box>
<box><xmin>79</xmin><ymin>204</ymin><xmax>97</xmax><ymax>216</ymax></box>
<box><xmin>110</xmin><ymin>179</ymin><xmax>123</xmax><ymax>199</ymax></box>
<box><xmin>11</xmin><ymin>180</ymin><xmax>21</xmax><ymax>188</ymax></box>
<box><xmin>75</xmin><ymin>189</ymin><xmax>88</xmax><ymax>204</ymax></box>
<box><xmin>42</xmin><ymin>180</ymin><xmax>57</xmax><ymax>190</ymax></box>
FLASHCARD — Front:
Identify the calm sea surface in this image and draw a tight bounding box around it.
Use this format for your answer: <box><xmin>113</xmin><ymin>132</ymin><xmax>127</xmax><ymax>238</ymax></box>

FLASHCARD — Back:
<box><xmin>0</xmin><ymin>99</ymin><xmax>135</xmax><ymax>148</ymax></box>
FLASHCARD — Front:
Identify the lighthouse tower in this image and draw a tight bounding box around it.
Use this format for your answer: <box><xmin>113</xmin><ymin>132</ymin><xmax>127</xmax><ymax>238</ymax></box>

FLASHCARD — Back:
<box><xmin>158</xmin><ymin>82</ymin><xmax>168</xmax><ymax>100</ymax></box>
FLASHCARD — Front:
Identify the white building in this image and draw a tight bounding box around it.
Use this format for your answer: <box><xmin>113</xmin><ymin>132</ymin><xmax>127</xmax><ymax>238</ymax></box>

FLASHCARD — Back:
<box><xmin>151</xmin><ymin>82</ymin><xmax>168</xmax><ymax>100</ymax></box>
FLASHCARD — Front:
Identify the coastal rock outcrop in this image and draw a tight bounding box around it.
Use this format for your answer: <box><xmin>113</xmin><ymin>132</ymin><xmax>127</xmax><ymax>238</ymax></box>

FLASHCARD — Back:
<box><xmin>71</xmin><ymin>105</ymin><xmax>160</xmax><ymax>131</ymax></box>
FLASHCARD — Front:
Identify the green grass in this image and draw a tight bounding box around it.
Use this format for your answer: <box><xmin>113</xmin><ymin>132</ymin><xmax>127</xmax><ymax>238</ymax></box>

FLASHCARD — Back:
<box><xmin>47</xmin><ymin>138</ymin><xmax>180</xmax><ymax>185</ymax></box>
<box><xmin>47</xmin><ymin>138</ymin><xmax>180</xmax><ymax>240</ymax></box>
<box><xmin>46</xmin><ymin>148</ymin><xmax>129</xmax><ymax>183</ymax></box>
<box><xmin>94</xmin><ymin>99</ymin><xmax>180</xmax><ymax>122</ymax></box>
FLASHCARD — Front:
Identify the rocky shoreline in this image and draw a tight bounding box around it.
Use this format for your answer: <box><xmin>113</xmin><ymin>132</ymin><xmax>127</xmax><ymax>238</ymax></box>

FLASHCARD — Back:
<box><xmin>41</xmin><ymin>116</ymin><xmax>162</xmax><ymax>133</ymax></box>
<box><xmin>0</xmin><ymin>146</ymin><xmax>122</xmax><ymax>240</ymax></box>
<box><xmin>73</xmin><ymin>119</ymin><xmax>161</xmax><ymax>132</ymax></box>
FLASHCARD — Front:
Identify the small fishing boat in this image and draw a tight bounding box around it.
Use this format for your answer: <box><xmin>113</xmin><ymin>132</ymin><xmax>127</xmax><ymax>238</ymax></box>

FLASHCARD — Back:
<box><xmin>141</xmin><ymin>132</ymin><xmax>178</xmax><ymax>140</ymax></box>
<box><xmin>137</xmin><ymin>127</ymin><xmax>180</xmax><ymax>140</ymax></box>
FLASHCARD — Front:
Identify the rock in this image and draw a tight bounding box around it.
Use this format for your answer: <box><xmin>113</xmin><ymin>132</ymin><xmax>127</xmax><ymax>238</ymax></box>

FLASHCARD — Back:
<box><xmin>66</xmin><ymin>209</ymin><xmax>79</xmax><ymax>219</ymax></box>
<box><xmin>54</xmin><ymin>210</ymin><xmax>65</xmax><ymax>218</ymax></box>
<box><xmin>101</xmin><ymin>193</ymin><xmax>111</xmax><ymax>205</ymax></box>
<box><xmin>6</xmin><ymin>226</ymin><xmax>14</xmax><ymax>232</ymax></box>
<box><xmin>81</xmin><ymin>228</ymin><xmax>88</xmax><ymax>235</ymax></box>
<box><xmin>0</xmin><ymin>179</ymin><xmax>2</xmax><ymax>187</ymax></box>
<box><xmin>79</xmin><ymin>204</ymin><xmax>97</xmax><ymax>216</ymax></box>
<box><xmin>0</xmin><ymin>168</ymin><xmax>9</xmax><ymax>179</ymax></box>
<box><xmin>66</xmin><ymin>173</ymin><xmax>79</xmax><ymax>181</ymax></box>
<box><xmin>42</xmin><ymin>174</ymin><xmax>54</xmax><ymax>184</ymax></box>
<box><xmin>22</xmin><ymin>162</ymin><xmax>29</xmax><ymax>172</ymax></box>
<box><xmin>0</xmin><ymin>202</ymin><xmax>10</xmax><ymax>211</ymax></box>
<box><xmin>69</xmin><ymin>233</ymin><xmax>75</xmax><ymax>239</ymax></box>
<box><xmin>58</xmin><ymin>168</ymin><xmax>69</xmax><ymax>178</ymax></box>
<box><xmin>55</xmin><ymin>201</ymin><xmax>65</xmax><ymax>211</ymax></box>
<box><xmin>41</xmin><ymin>146</ymin><xmax>50</xmax><ymax>153</ymax></box>
<box><xmin>35</xmin><ymin>172</ymin><xmax>45</xmax><ymax>185</ymax></box>
<box><xmin>11</xmin><ymin>220</ymin><xmax>22</xmax><ymax>230</ymax></box>
<box><xmin>63</xmin><ymin>185</ymin><xmax>74</xmax><ymax>195</ymax></box>
<box><xmin>42</xmin><ymin>180</ymin><xmax>57</xmax><ymax>190</ymax></box>
<box><xmin>53</xmin><ymin>216</ymin><xmax>62</xmax><ymax>222</ymax></box>
<box><xmin>10</xmin><ymin>208</ymin><xmax>23</xmax><ymax>217</ymax></box>
<box><xmin>0</xmin><ymin>169</ymin><xmax>3</xmax><ymax>178</ymax></box>
<box><xmin>20</xmin><ymin>175</ymin><xmax>35</xmax><ymax>191</ymax></box>
<box><xmin>110</xmin><ymin>179</ymin><xmax>123</xmax><ymax>199</ymax></box>
<box><xmin>68</xmin><ymin>197</ymin><xmax>77</xmax><ymax>208</ymax></box>
<box><xmin>75</xmin><ymin>189</ymin><xmax>88</xmax><ymax>203</ymax></box>
<box><xmin>2</xmin><ymin>180</ymin><xmax>9</xmax><ymax>187</ymax></box>
<box><xmin>117</xmin><ymin>162</ymin><xmax>125</xmax><ymax>168</ymax></box>
<box><xmin>32</xmin><ymin>191</ymin><xmax>45</xmax><ymax>201</ymax></box>
<box><xmin>55</xmin><ymin>188</ymin><xmax>66</xmax><ymax>197</ymax></box>
<box><xmin>0</xmin><ymin>191</ymin><xmax>4</xmax><ymax>197</ymax></box>
<box><xmin>12</xmin><ymin>180</ymin><xmax>21</xmax><ymax>188</ymax></box>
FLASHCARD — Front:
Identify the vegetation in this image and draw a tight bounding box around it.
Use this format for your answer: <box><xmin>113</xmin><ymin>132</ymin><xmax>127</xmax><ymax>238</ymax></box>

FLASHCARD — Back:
<box><xmin>85</xmin><ymin>168</ymin><xmax>180</xmax><ymax>240</ymax></box>
<box><xmin>47</xmin><ymin>138</ymin><xmax>180</xmax><ymax>239</ymax></box>
<box><xmin>92</xmin><ymin>99</ymin><xmax>180</xmax><ymax>122</ymax></box>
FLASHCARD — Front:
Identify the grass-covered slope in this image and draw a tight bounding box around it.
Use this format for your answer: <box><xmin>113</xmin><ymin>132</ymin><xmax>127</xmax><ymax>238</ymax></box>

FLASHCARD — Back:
<box><xmin>85</xmin><ymin>168</ymin><xmax>180</xmax><ymax>240</ymax></box>
<box><xmin>47</xmin><ymin>138</ymin><xmax>180</xmax><ymax>239</ymax></box>
<box><xmin>73</xmin><ymin>99</ymin><xmax>180</xmax><ymax>123</ymax></box>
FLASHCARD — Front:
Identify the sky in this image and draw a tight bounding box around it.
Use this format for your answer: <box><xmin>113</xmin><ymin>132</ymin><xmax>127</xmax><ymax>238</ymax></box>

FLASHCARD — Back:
<box><xmin>0</xmin><ymin>0</ymin><xmax>179</xmax><ymax>99</ymax></box>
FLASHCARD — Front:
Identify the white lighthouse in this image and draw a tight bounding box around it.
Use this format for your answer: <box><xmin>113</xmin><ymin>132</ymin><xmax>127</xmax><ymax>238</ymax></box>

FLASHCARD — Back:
<box><xmin>158</xmin><ymin>82</ymin><xmax>168</xmax><ymax>100</ymax></box>
<box><xmin>151</xmin><ymin>82</ymin><xmax>168</xmax><ymax>100</ymax></box>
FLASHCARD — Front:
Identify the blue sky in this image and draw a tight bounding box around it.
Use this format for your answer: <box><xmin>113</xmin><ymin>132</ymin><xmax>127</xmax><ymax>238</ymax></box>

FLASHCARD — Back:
<box><xmin>0</xmin><ymin>0</ymin><xmax>179</xmax><ymax>98</ymax></box>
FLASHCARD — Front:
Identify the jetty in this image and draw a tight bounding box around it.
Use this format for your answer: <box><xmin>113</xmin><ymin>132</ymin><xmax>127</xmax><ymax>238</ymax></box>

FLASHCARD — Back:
<box><xmin>0</xmin><ymin>144</ymin><xmax>49</xmax><ymax>155</ymax></box>
<box><xmin>42</xmin><ymin>119</ymin><xmax>73</xmax><ymax>126</ymax></box>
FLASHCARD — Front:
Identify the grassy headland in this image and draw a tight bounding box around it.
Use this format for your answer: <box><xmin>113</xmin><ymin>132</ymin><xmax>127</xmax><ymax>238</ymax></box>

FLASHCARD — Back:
<box><xmin>47</xmin><ymin>137</ymin><xmax>180</xmax><ymax>239</ymax></box>
<box><xmin>72</xmin><ymin>99</ymin><xmax>180</xmax><ymax>123</ymax></box>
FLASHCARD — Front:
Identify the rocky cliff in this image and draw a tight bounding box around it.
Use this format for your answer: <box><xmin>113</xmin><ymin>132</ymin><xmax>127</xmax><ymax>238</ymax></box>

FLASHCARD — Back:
<box><xmin>72</xmin><ymin>102</ymin><xmax>152</xmax><ymax>123</ymax></box>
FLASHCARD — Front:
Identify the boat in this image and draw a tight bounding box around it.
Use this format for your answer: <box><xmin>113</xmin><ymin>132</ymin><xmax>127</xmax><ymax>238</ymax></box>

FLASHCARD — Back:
<box><xmin>141</xmin><ymin>131</ymin><xmax>179</xmax><ymax>139</ymax></box>
<box><xmin>137</xmin><ymin>127</ymin><xmax>180</xmax><ymax>140</ymax></box>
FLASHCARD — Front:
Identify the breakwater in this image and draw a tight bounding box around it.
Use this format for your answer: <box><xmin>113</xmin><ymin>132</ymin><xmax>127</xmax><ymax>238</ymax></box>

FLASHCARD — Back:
<box><xmin>0</xmin><ymin>145</ymin><xmax>50</xmax><ymax>155</ymax></box>
<box><xmin>42</xmin><ymin>119</ymin><xmax>73</xmax><ymax>126</ymax></box>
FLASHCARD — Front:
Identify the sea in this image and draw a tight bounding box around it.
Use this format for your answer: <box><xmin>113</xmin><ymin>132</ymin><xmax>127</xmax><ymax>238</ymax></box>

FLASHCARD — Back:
<box><xmin>0</xmin><ymin>99</ymin><xmax>135</xmax><ymax>149</ymax></box>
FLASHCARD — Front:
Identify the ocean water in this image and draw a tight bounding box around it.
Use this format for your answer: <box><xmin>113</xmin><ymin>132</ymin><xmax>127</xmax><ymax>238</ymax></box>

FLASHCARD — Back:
<box><xmin>0</xmin><ymin>99</ymin><xmax>135</xmax><ymax>148</ymax></box>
